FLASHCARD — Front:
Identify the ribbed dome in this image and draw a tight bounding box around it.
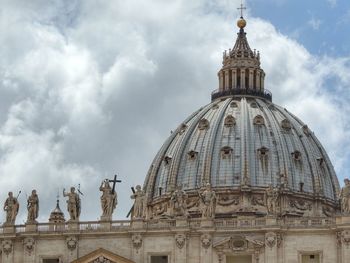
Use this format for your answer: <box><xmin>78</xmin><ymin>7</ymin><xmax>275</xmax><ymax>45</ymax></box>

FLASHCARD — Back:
<box><xmin>144</xmin><ymin>97</ymin><xmax>340</xmax><ymax>202</ymax></box>
<box><xmin>142</xmin><ymin>17</ymin><xmax>340</xmax><ymax>219</ymax></box>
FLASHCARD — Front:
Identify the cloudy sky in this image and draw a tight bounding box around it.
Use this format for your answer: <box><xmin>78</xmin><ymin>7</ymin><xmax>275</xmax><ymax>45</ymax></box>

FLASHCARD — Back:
<box><xmin>0</xmin><ymin>0</ymin><xmax>350</xmax><ymax>223</ymax></box>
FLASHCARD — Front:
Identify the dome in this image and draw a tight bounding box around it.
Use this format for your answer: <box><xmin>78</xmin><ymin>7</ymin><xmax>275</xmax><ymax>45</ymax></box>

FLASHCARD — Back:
<box><xmin>142</xmin><ymin>17</ymin><xmax>340</xmax><ymax>219</ymax></box>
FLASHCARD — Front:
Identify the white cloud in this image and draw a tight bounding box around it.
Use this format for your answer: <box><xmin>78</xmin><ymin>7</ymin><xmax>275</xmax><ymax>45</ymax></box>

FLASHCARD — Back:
<box><xmin>308</xmin><ymin>17</ymin><xmax>322</xmax><ymax>30</ymax></box>
<box><xmin>0</xmin><ymin>0</ymin><xmax>349</xmax><ymax>223</ymax></box>
<box><xmin>327</xmin><ymin>0</ymin><xmax>337</xmax><ymax>8</ymax></box>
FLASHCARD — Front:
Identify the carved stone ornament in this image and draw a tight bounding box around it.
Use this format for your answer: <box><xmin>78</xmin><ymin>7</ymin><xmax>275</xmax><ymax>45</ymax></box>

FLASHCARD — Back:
<box><xmin>265</xmin><ymin>232</ymin><xmax>276</xmax><ymax>248</ymax></box>
<box><xmin>132</xmin><ymin>234</ymin><xmax>143</xmax><ymax>249</ymax></box>
<box><xmin>93</xmin><ymin>256</ymin><xmax>112</xmax><ymax>263</ymax></box>
<box><xmin>2</xmin><ymin>240</ymin><xmax>13</xmax><ymax>256</ymax></box>
<box><xmin>175</xmin><ymin>233</ymin><xmax>186</xmax><ymax>249</ymax></box>
<box><xmin>23</xmin><ymin>237</ymin><xmax>35</xmax><ymax>254</ymax></box>
<box><xmin>66</xmin><ymin>236</ymin><xmax>78</xmax><ymax>251</ymax></box>
<box><xmin>337</xmin><ymin>230</ymin><xmax>350</xmax><ymax>247</ymax></box>
<box><xmin>201</xmin><ymin>234</ymin><xmax>212</xmax><ymax>249</ymax></box>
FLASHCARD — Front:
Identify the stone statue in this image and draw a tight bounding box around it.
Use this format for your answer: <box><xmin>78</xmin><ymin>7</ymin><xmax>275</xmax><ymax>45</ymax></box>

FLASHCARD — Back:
<box><xmin>169</xmin><ymin>186</ymin><xmax>188</xmax><ymax>218</ymax></box>
<box><xmin>3</xmin><ymin>192</ymin><xmax>19</xmax><ymax>225</ymax></box>
<box><xmin>199</xmin><ymin>183</ymin><xmax>216</xmax><ymax>219</ymax></box>
<box><xmin>27</xmin><ymin>189</ymin><xmax>39</xmax><ymax>223</ymax></box>
<box><xmin>63</xmin><ymin>187</ymin><xmax>81</xmax><ymax>221</ymax></box>
<box><xmin>99</xmin><ymin>179</ymin><xmax>117</xmax><ymax>220</ymax></box>
<box><xmin>265</xmin><ymin>185</ymin><xmax>279</xmax><ymax>215</ymax></box>
<box><xmin>131</xmin><ymin>185</ymin><xmax>145</xmax><ymax>219</ymax></box>
<box><xmin>340</xmin><ymin>178</ymin><xmax>350</xmax><ymax>214</ymax></box>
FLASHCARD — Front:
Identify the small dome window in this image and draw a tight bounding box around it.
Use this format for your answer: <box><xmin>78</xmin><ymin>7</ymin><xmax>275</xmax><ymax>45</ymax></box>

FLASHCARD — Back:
<box><xmin>250</xmin><ymin>102</ymin><xmax>258</xmax><ymax>108</ymax></box>
<box><xmin>164</xmin><ymin>156</ymin><xmax>172</xmax><ymax>165</ymax></box>
<box><xmin>198</xmin><ymin>118</ymin><xmax>210</xmax><ymax>130</ymax></box>
<box><xmin>281</xmin><ymin>119</ymin><xmax>292</xmax><ymax>130</ymax></box>
<box><xmin>212</xmin><ymin>104</ymin><xmax>219</xmax><ymax>110</ymax></box>
<box><xmin>268</xmin><ymin>105</ymin><xmax>275</xmax><ymax>111</ymax></box>
<box><xmin>224</xmin><ymin>115</ymin><xmax>236</xmax><ymax>127</ymax></box>
<box><xmin>253</xmin><ymin>115</ymin><xmax>265</xmax><ymax>126</ymax></box>
<box><xmin>221</xmin><ymin>146</ymin><xmax>233</xmax><ymax>159</ymax></box>
<box><xmin>178</xmin><ymin>123</ymin><xmax>187</xmax><ymax>135</ymax></box>
<box><xmin>188</xmin><ymin>150</ymin><xmax>198</xmax><ymax>161</ymax></box>
<box><xmin>230</xmin><ymin>101</ymin><xmax>239</xmax><ymax>108</ymax></box>
<box><xmin>292</xmin><ymin>151</ymin><xmax>302</xmax><ymax>161</ymax></box>
<box><xmin>257</xmin><ymin>147</ymin><xmax>269</xmax><ymax>158</ymax></box>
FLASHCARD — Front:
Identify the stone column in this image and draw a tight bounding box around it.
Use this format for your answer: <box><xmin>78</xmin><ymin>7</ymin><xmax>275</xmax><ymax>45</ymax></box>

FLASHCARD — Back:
<box><xmin>240</xmin><ymin>69</ymin><xmax>246</xmax><ymax>90</ymax></box>
<box><xmin>65</xmin><ymin>236</ymin><xmax>78</xmax><ymax>263</ymax></box>
<box><xmin>200</xmin><ymin>234</ymin><xmax>213</xmax><ymax>263</ymax></box>
<box><xmin>337</xmin><ymin>230</ymin><xmax>350</xmax><ymax>263</ymax></box>
<box><xmin>249</xmin><ymin>69</ymin><xmax>254</xmax><ymax>90</ymax></box>
<box><xmin>265</xmin><ymin>232</ymin><xmax>278</xmax><ymax>263</ymax></box>
<box><xmin>2</xmin><ymin>240</ymin><xmax>14</xmax><ymax>263</ymax></box>
<box><xmin>224</xmin><ymin>70</ymin><xmax>230</xmax><ymax>90</ymax></box>
<box><xmin>261</xmin><ymin>73</ymin><xmax>265</xmax><ymax>91</ymax></box>
<box><xmin>256</xmin><ymin>71</ymin><xmax>261</xmax><ymax>90</ymax></box>
<box><xmin>174</xmin><ymin>233</ymin><xmax>187</xmax><ymax>263</ymax></box>
<box><xmin>23</xmin><ymin>237</ymin><xmax>36</xmax><ymax>263</ymax></box>
<box><xmin>131</xmin><ymin>233</ymin><xmax>143</xmax><ymax>263</ymax></box>
<box><xmin>232</xmin><ymin>69</ymin><xmax>237</xmax><ymax>90</ymax></box>
<box><xmin>219</xmin><ymin>71</ymin><xmax>224</xmax><ymax>91</ymax></box>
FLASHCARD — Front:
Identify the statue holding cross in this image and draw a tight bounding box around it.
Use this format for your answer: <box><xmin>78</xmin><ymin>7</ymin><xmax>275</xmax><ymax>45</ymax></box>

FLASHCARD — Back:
<box><xmin>99</xmin><ymin>174</ymin><xmax>121</xmax><ymax>220</ymax></box>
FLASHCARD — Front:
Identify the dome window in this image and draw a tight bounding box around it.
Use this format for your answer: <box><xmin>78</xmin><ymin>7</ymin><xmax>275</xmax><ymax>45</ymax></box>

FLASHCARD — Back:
<box><xmin>250</xmin><ymin>102</ymin><xmax>258</xmax><ymax>108</ymax></box>
<box><xmin>188</xmin><ymin>150</ymin><xmax>198</xmax><ymax>161</ymax></box>
<box><xmin>221</xmin><ymin>146</ymin><xmax>233</xmax><ymax>159</ymax></box>
<box><xmin>257</xmin><ymin>147</ymin><xmax>269</xmax><ymax>158</ymax></box>
<box><xmin>212</xmin><ymin>104</ymin><xmax>219</xmax><ymax>110</ymax></box>
<box><xmin>178</xmin><ymin>123</ymin><xmax>187</xmax><ymax>135</ymax></box>
<box><xmin>253</xmin><ymin>115</ymin><xmax>265</xmax><ymax>126</ymax></box>
<box><xmin>230</xmin><ymin>101</ymin><xmax>239</xmax><ymax>108</ymax></box>
<box><xmin>163</xmin><ymin>156</ymin><xmax>172</xmax><ymax>165</ymax></box>
<box><xmin>198</xmin><ymin>118</ymin><xmax>210</xmax><ymax>130</ymax></box>
<box><xmin>224</xmin><ymin>115</ymin><xmax>236</xmax><ymax>127</ymax></box>
<box><xmin>281</xmin><ymin>119</ymin><xmax>292</xmax><ymax>130</ymax></box>
<box><xmin>292</xmin><ymin>151</ymin><xmax>302</xmax><ymax>161</ymax></box>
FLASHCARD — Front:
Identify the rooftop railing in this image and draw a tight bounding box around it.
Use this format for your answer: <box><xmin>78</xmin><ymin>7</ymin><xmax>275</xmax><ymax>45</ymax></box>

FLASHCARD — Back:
<box><xmin>0</xmin><ymin>216</ymin><xmax>338</xmax><ymax>235</ymax></box>
<box><xmin>211</xmin><ymin>88</ymin><xmax>272</xmax><ymax>102</ymax></box>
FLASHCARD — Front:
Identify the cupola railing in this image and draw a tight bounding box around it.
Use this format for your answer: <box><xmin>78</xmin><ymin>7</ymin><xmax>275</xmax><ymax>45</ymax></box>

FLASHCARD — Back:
<box><xmin>211</xmin><ymin>88</ymin><xmax>272</xmax><ymax>102</ymax></box>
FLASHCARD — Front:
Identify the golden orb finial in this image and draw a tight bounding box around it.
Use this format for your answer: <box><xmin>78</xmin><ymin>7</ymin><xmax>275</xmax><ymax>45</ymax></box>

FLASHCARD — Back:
<box><xmin>237</xmin><ymin>17</ymin><xmax>247</xmax><ymax>29</ymax></box>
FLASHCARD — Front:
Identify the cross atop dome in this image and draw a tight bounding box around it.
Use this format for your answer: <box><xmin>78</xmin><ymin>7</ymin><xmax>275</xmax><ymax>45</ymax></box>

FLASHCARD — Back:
<box><xmin>211</xmin><ymin>6</ymin><xmax>271</xmax><ymax>102</ymax></box>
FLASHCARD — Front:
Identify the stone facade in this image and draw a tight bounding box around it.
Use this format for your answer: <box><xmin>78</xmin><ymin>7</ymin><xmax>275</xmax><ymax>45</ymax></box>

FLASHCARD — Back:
<box><xmin>0</xmin><ymin>216</ymin><xmax>349</xmax><ymax>262</ymax></box>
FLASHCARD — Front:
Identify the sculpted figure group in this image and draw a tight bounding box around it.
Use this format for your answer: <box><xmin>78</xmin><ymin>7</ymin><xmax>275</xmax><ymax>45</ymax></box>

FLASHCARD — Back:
<box><xmin>3</xmin><ymin>177</ymin><xmax>350</xmax><ymax>225</ymax></box>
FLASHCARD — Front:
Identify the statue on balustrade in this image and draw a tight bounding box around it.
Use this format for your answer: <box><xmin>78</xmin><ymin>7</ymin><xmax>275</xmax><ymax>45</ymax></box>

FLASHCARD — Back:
<box><xmin>100</xmin><ymin>179</ymin><xmax>117</xmax><ymax>220</ymax></box>
<box><xmin>131</xmin><ymin>185</ymin><xmax>145</xmax><ymax>219</ymax></box>
<box><xmin>265</xmin><ymin>185</ymin><xmax>279</xmax><ymax>215</ymax></box>
<box><xmin>63</xmin><ymin>187</ymin><xmax>81</xmax><ymax>221</ymax></box>
<box><xmin>169</xmin><ymin>186</ymin><xmax>188</xmax><ymax>218</ymax></box>
<box><xmin>199</xmin><ymin>183</ymin><xmax>216</xmax><ymax>219</ymax></box>
<box><xmin>3</xmin><ymin>191</ymin><xmax>19</xmax><ymax>225</ymax></box>
<box><xmin>27</xmin><ymin>189</ymin><xmax>39</xmax><ymax>223</ymax></box>
<box><xmin>340</xmin><ymin>178</ymin><xmax>350</xmax><ymax>214</ymax></box>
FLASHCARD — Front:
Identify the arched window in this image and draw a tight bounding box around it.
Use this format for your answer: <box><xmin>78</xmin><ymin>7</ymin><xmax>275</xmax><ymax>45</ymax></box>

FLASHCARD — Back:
<box><xmin>188</xmin><ymin>150</ymin><xmax>198</xmax><ymax>161</ymax></box>
<box><xmin>291</xmin><ymin>151</ymin><xmax>302</xmax><ymax>161</ymax></box>
<box><xmin>198</xmin><ymin>118</ymin><xmax>210</xmax><ymax>130</ymax></box>
<box><xmin>224</xmin><ymin>115</ymin><xmax>236</xmax><ymax>127</ymax></box>
<box><xmin>281</xmin><ymin>119</ymin><xmax>292</xmax><ymax>130</ymax></box>
<box><xmin>253</xmin><ymin>115</ymin><xmax>265</xmax><ymax>125</ymax></box>
<box><xmin>221</xmin><ymin>146</ymin><xmax>233</xmax><ymax>159</ymax></box>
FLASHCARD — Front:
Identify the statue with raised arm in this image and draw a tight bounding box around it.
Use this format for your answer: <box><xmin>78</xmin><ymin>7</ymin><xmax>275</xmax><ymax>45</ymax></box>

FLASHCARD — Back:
<box><xmin>340</xmin><ymin>178</ymin><xmax>350</xmax><ymax>214</ymax></box>
<box><xmin>99</xmin><ymin>179</ymin><xmax>117</xmax><ymax>220</ymax></box>
<box><xmin>27</xmin><ymin>189</ymin><xmax>39</xmax><ymax>223</ymax></box>
<box><xmin>3</xmin><ymin>191</ymin><xmax>19</xmax><ymax>225</ymax></box>
<box><xmin>63</xmin><ymin>187</ymin><xmax>81</xmax><ymax>221</ymax></box>
<box><xmin>199</xmin><ymin>183</ymin><xmax>216</xmax><ymax>219</ymax></box>
<box><xmin>131</xmin><ymin>185</ymin><xmax>145</xmax><ymax>219</ymax></box>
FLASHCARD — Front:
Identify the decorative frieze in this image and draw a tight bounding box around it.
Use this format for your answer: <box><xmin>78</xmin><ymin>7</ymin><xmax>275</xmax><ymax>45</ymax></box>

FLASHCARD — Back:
<box><xmin>66</xmin><ymin>236</ymin><xmax>78</xmax><ymax>251</ymax></box>
<box><xmin>175</xmin><ymin>233</ymin><xmax>186</xmax><ymax>249</ymax></box>
<box><xmin>2</xmin><ymin>240</ymin><xmax>13</xmax><ymax>256</ymax></box>
<box><xmin>23</xmin><ymin>237</ymin><xmax>35</xmax><ymax>254</ymax></box>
